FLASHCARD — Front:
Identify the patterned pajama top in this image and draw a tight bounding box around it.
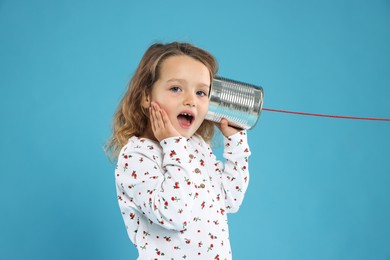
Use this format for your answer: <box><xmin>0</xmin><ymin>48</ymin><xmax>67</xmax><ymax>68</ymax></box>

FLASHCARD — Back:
<box><xmin>115</xmin><ymin>131</ymin><xmax>251</xmax><ymax>260</ymax></box>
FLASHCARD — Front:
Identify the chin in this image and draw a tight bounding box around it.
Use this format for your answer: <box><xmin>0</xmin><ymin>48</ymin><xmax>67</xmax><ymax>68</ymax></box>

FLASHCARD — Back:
<box><xmin>174</xmin><ymin>123</ymin><xmax>198</xmax><ymax>139</ymax></box>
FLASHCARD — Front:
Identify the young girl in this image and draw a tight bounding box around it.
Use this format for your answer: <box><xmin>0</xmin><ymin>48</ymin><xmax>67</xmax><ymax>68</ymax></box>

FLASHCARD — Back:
<box><xmin>106</xmin><ymin>42</ymin><xmax>251</xmax><ymax>260</ymax></box>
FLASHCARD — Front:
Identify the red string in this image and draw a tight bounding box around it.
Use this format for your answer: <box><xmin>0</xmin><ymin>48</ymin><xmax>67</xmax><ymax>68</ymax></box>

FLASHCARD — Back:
<box><xmin>262</xmin><ymin>108</ymin><xmax>390</xmax><ymax>122</ymax></box>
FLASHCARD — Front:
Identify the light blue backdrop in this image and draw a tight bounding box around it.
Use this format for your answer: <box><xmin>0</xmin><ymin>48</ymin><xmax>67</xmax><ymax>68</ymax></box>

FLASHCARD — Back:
<box><xmin>1</xmin><ymin>0</ymin><xmax>389</xmax><ymax>259</ymax></box>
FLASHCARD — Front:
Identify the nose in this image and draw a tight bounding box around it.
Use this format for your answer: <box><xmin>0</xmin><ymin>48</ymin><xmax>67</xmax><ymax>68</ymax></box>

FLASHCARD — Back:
<box><xmin>183</xmin><ymin>92</ymin><xmax>196</xmax><ymax>107</ymax></box>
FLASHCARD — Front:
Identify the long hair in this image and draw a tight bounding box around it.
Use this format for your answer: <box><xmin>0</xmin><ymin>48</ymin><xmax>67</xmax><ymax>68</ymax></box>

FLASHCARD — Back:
<box><xmin>105</xmin><ymin>42</ymin><xmax>218</xmax><ymax>159</ymax></box>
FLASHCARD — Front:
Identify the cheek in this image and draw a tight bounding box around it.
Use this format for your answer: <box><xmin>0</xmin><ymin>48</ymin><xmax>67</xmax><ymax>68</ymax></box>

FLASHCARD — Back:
<box><xmin>155</xmin><ymin>102</ymin><xmax>175</xmax><ymax>117</ymax></box>
<box><xmin>150</xmin><ymin>94</ymin><xmax>166</xmax><ymax>108</ymax></box>
<box><xmin>197</xmin><ymin>101</ymin><xmax>209</xmax><ymax>119</ymax></box>
<box><xmin>202</xmin><ymin>100</ymin><xmax>210</xmax><ymax>113</ymax></box>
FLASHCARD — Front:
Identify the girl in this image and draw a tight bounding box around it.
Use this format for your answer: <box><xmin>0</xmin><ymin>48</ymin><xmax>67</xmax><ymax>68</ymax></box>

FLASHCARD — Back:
<box><xmin>106</xmin><ymin>42</ymin><xmax>251</xmax><ymax>259</ymax></box>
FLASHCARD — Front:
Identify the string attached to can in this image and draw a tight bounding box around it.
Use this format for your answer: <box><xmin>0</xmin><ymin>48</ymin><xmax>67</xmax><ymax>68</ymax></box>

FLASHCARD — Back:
<box><xmin>263</xmin><ymin>108</ymin><xmax>390</xmax><ymax>122</ymax></box>
<box><xmin>207</xmin><ymin>76</ymin><xmax>390</xmax><ymax>129</ymax></box>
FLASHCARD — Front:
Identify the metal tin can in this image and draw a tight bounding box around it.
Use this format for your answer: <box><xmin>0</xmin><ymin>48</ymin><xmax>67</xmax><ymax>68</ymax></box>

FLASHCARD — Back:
<box><xmin>205</xmin><ymin>76</ymin><xmax>264</xmax><ymax>129</ymax></box>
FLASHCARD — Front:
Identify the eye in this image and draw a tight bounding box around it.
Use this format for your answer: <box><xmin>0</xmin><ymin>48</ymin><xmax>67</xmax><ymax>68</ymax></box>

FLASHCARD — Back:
<box><xmin>196</xmin><ymin>90</ymin><xmax>208</xmax><ymax>97</ymax></box>
<box><xmin>170</xmin><ymin>86</ymin><xmax>181</xmax><ymax>93</ymax></box>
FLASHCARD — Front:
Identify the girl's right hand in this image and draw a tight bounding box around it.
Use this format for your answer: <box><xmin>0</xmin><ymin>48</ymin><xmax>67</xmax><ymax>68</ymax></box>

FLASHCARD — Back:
<box><xmin>149</xmin><ymin>101</ymin><xmax>181</xmax><ymax>142</ymax></box>
<box><xmin>216</xmin><ymin>118</ymin><xmax>243</xmax><ymax>137</ymax></box>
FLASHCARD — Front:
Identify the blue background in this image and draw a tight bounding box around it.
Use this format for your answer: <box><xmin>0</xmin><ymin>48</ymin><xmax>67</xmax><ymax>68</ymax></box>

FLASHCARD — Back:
<box><xmin>1</xmin><ymin>0</ymin><xmax>389</xmax><ymax>259</ymax></box>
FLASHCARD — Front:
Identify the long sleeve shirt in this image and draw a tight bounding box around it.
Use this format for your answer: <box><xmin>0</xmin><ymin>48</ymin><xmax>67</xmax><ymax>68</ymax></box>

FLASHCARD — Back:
<box><xmin>115</xmin><ymin>131</ymin><xmax>251</xmax><ymax>260</ymax></box>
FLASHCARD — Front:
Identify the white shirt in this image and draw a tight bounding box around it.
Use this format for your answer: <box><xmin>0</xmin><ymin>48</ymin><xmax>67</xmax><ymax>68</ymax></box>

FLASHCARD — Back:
<box><xmin>115</xmin><ymin>131</ymin><xmax>251</xmax><ymax>260</ymax></box>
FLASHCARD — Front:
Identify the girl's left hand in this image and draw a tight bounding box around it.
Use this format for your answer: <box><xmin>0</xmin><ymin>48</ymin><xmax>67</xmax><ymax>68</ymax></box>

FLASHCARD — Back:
<box><xmin>216</xmin><ymin>118</ymin><xmax>243</xmax><ymax>137</ymax></box>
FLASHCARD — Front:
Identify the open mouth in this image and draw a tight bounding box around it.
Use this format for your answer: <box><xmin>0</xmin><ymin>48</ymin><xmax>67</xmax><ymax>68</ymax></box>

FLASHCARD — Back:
<box><xmin>177</xmin><ymin>112</ymin><xmax>194</xmax><ymax>129</ymax></box>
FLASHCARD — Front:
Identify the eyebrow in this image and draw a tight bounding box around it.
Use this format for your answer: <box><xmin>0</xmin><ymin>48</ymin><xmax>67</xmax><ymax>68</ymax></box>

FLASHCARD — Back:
<box><xmin>167</xmin><ymin>78</ymin><xmax>210</xmax><ymax>88</ymax></box>
<box><xmin>167</xmin><ymin>78</ymin><xmax>185</xmax><ymax>84</ymax></box>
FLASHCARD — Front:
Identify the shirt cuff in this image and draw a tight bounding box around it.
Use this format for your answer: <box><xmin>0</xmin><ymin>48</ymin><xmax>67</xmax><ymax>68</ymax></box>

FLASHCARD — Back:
<box><xmin>223</xmin><ymin>130</ymin><xmax>251</xmax><ymax>155</ymax></box>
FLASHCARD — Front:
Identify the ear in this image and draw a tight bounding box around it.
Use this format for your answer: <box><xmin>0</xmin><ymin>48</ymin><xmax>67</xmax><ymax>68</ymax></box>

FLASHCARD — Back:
<box><xmin>141</xmin><ymin>90</ymin><xmax>150</xmax><ymax>109</ymax></box>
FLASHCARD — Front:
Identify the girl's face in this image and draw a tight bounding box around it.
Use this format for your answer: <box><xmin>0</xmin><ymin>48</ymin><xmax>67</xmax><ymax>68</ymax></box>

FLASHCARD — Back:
<box><xmin>147</xmin><ymin>55</ymin><xmax>211</xmax><ymax>139</ymax></box>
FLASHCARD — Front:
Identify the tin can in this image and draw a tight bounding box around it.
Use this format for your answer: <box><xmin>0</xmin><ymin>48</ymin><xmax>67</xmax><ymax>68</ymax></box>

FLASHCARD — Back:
<box><xmin>205</xmin><ymin>76</ymin><xmax>264</xmax><ymax>130</ymax></box>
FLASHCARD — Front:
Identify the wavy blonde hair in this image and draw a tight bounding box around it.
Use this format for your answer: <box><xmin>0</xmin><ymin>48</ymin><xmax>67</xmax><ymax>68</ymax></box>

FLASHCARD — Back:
<box><xmin>105</xmin><ymin>42</ymin><xmax>218</xmax><ymax>159</ymax></box>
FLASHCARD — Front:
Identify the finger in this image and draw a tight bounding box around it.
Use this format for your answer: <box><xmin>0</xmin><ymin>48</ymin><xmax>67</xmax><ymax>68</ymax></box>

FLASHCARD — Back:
<box><xmin>219</xmin><ymin>118</ymin><xmax>229</xmax><ymax>130</ymax></box>
<box><xmin>154</xmin><ymin>105</ymin><xmax>163</xmax><ymax>129</ymax></box>
<box><xmin>160</xmin><ymin>108</ymin><xmax>170</xmax><ymax>128</ymax></box>
<box><xmin>150</xmin><ymin>107</ymin><xmax>157</xmax><ymax>132</ymax></box>
<box><xmin>152</xmin><ymin>105</ymin><xmax>162</xmax><ymax>130</ymax></box>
